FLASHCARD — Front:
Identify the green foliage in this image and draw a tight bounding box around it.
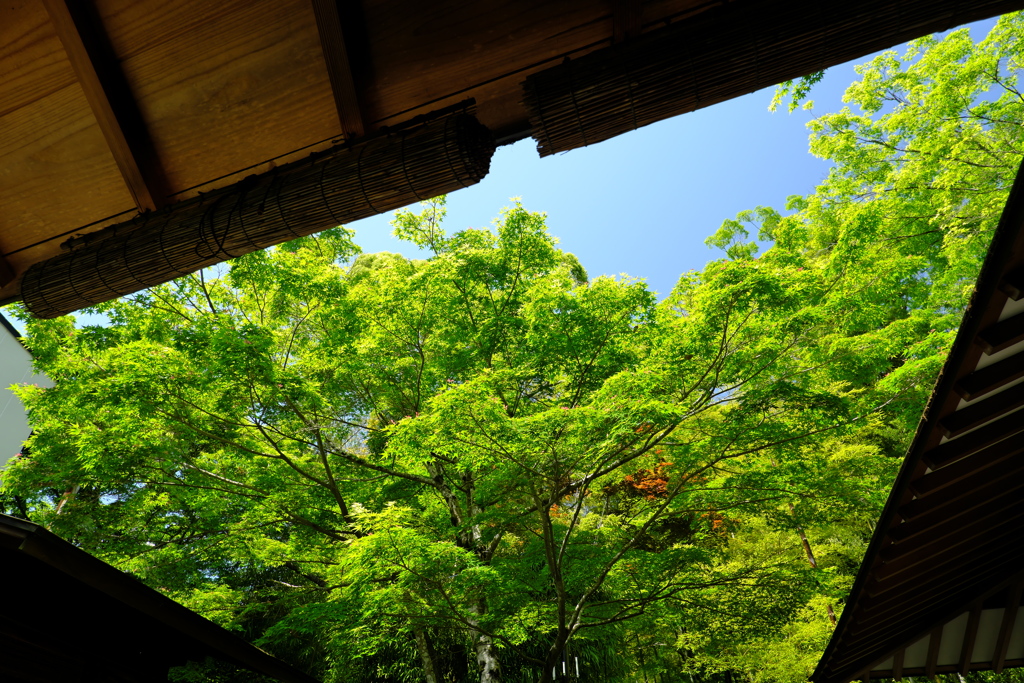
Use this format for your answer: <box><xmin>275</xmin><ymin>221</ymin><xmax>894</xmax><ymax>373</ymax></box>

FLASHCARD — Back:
<box><xmin>694</xmin><ymin>12</ymin><xmax>1024</xmax><ymax>681</ymax></box>
<box><xmin>2</xmin><ymin>195</ymin><xmax>876</xmax><ymax>682</ymax></box>
<box><xmin>770</xmin><ymin>71</ymin><xmax>826</xmax><ymax>113</ymax></box>
<box><xmin>6</xmin><ymin>13</ymin><xmax>1024</xmax><ymax>683</ymax></box>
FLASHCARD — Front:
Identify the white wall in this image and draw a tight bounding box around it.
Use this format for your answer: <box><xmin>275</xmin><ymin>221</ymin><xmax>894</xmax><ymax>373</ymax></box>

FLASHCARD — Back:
<box><xmin>0</xmin><ymin>314</ymin><xmax>53</xmax><ymax>469</ymax></box>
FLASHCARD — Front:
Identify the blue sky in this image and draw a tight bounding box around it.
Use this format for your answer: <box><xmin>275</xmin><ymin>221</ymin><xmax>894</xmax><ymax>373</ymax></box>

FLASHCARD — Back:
<box><xmin>348</xmin><ymin>18</ymin><xmax>998</xmax><ymax>299</ymax></box>
<box><xmin>349</xmin><ymin>71</ymin><xmax>848</xmax><ymax>298</ymax></box>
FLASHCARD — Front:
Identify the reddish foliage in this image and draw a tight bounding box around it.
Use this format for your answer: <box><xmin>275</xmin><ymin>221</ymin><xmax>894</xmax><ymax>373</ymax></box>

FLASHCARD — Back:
<box><xmin>618</xmin><ymin>462</ymin><xmax>673</xmax><ymax>500</ymax></box>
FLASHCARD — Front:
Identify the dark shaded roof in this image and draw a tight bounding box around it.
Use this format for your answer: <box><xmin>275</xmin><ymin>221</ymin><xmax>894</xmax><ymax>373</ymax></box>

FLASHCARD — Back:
<box><xmin>812</xmin><ymin>160</ymin><xmax>1024</xmax><ymax>683</ymax></box>
<box><xmin>0</xmin><ymin>513</ymin><xmax>318</xmax><ymax>683</ymax></box>
<box><xmin>0</xmin><ymin>311</ymin><xmax>21</xmax><ymax>341</ymax></box>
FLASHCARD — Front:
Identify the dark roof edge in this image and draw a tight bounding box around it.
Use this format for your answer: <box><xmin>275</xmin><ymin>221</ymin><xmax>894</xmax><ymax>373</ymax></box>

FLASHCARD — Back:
<box><xmin>811</xmin><ymin>155</ymin><xmax>1024</xmax><ymax>683</ymax></box>
<box><xmin>0</xmin><ymin>309</ymin><xmax>22</xmax><ymax>342</ymax></box>
<box><xmin>0</xmin><ymin>513</ymin><xmax>320</xmax><ymax>683</ymax></box>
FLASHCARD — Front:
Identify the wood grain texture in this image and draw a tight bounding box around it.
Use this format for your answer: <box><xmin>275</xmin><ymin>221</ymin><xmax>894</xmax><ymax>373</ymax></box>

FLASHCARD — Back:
<box><xmin>0</xmin><ymin>0</ymin><xmax>710</xmax><ymax>298</ymax></box>
<box><xmin>311</xmin><ymin>0</ymin><xmax>366</xmax><ymax>139</ymax></box>
<box><xmin>0</xmin><ymin>1</ymin><xmax>77</xmax><ymax>119</ymax></box>
<box><xmin>360</xmin><ymin>0</ymin><xmax>616</xmax><ymax>123</ymax></box>
<box><xmin>960</xmin><ymin>605</ymin><xmax>983</xmax><ymax>675</ymax></box>
<box><xmin>94</xmin><ymin>0</ymin><xmax>339</xmax><ymax>196</ymax></box>
<box><xmin>925</xmin><ymin>626</ymin><xmax>942</xmax><ymax>678</ymax></box>
<box><xmin>0</xmin><ymin>84</ymin><xmax>134</xmax><ymax>256</ymax></box>
<box><xmin>42</xmin><ymin>0</ymin><xmax>166</xmax><ymax>212</ymax></box>
<box><xmin>994</xmin><ymin>581</ymin><xmax>1024</xmax><ymax>672</ymax></box>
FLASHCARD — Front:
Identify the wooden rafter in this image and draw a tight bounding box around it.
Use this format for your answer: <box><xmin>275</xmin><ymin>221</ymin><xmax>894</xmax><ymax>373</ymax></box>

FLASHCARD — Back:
<box><xmin>854</xmin><ymin>565</ymin><xmax>1015</xmax><ymax>645</ymax></box>
<box><xmin>872</xmin><ymin>514</ymin><xmax>1024</xmax><ymax>590</ymax></box>
<box><xmin>311</xmin><ymin>0</ymin><xmax>366</xmax><ymax>140</ymax></box>
<box><xmin>941</xmin><ymin>383</ymin><xmax>1024</xmax><ymax>436</ymax></box>
<box><xmin>911</xmin><ymin>442</ymin><xmax>1024</xmax><ymax>498</ymax></box>
<box><xmin>960</xmin><ymin>604</ymin><xmax>983</xmax><ymax>675</ymax></box>
<box><xmin>979</xmin><ymin>311</ymin><xmax>1024</xmax><ymax>353</ymax></box>
<box><xmin>923</xmin><ymin>409</ymin><xmax>1024</xmax><ymax>467</ymax></box>
<box><xmin>894</xmin><ymin>459</ymin><xmax>1024</xmax><ymax>530</ymax></box>
<box><xmin>998</xmin><ymin>267</ymin><xmax>1024</xmax><ymax>300</ymax></box>
<box><xmin>994</xmin><ymin>580</ymin><xmax>1024</xmax><ymax>673</ymax></box>
<box><xmin>41</xmin><ymin>0</ymin><xmax>167</xmax><ymax>213</ymax></box>
<box><xmin>925</xmin><ymin>626</ymin><xmax>942</xmax><ymax>678</ymax></box>
<box><xmin>955</xmin><ymin>350</ymin><xmax>1024</xmax><ymax>400</ymax></box>
<box><xmin>892</xmin><ymin>648</ymin><xmax>905</xmax><ymax>680</ymax></box>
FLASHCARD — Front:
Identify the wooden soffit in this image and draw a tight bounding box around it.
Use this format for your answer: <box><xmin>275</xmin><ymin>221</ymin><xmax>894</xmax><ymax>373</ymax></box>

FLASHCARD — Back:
<box><xmin>3</xmin><ymin>0</ymin><xmax>1024</xmax><ymax>310</ymax></box>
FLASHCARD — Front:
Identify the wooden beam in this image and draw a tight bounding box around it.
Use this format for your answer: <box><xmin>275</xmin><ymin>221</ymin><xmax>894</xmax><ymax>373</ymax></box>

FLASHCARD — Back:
<box><xmin>994</xmin><ymin>579</ymin><xmax>1024</xmax><ymax>673</ymax></box>
<box><xmin>861</xmin><ymin>538</ymin><xmax>1024</xmax><ymax>624</ymax></box>
<box><xmin>41</xmin><ymin>0</ymin><xmax>167</xmax><ymax>212</ymax></box>
<box><xmin>940</xmin><ymin>381</ymin><xmax>1024</xmax><ymax>437</ymax></box>
<box><xmin>911</xmin><ymin>439</ymin><xmax>1024</xmax><ymax>499</ymax></box>
<box><xmin>895</xmin><ymin>455</ymin><xmax>1024</xmax><ymax>529</ymax></box>
<box><xmin>831</xmin><ymin>561</ymin><xmax>1015</xmax><ymax>671</ymax></box>
<box><xmin>978</xmin><ymin>311</ymin><xmax>1024</xmax><ymax>355</ymax></box>
<box><xmin>843</xmin><ymin>563</ymin><xmax>1016</xmax><ymax>660</ymax></box>
<box><xmin>998</xmin><ymin>266</ymin><xmax>1024</xmax><ymax>301</ymax></box>
<box><xmin>311</xmin><ymin>0</ymin><xmax>366</xmax><ymax>140</ymax></box>
<box><xmin>923</xmin><ymin>408</ymin><xmax>1024</xmax><ymax>468</ymax></box>
<box><xmin>955</xmin><ymin>348</ymin><xmax>1024</xmax><ymax>400</ymax></box>
<box><xmin>925</xmin><ymin>626</ymin><xmax>942</xmax><ymax>678</ymax></box>
<box><xmin>892</xmin><ymin>648</ymin><xmax>905</xmax><ymax>680</ymax></box>
<box><xmin>959</xmin><ymin>604</ymin><xmax>982</xmax><ymax>676</ymax></box>
<box><xmin>875</xmin><ymin>503</ymin><xmax>1024</xmax><ymax>583</ymax></box>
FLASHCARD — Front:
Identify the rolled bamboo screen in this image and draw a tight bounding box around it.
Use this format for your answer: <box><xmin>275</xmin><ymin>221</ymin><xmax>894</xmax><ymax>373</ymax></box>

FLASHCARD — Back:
<box><xmin>21</xmin><ymin>112</ymin><xmax>494</xmax><ymax>319</ymax></box>
<box><xmin>522</xmin><ymin>0</ymin><xmax>1024</xmax><ymax>156</ymax></box>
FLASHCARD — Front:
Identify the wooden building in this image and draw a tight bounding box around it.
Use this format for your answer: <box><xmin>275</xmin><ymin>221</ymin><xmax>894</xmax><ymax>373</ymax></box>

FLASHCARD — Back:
<box><xmin>813</xmin><ymin>161</ymin><xmax>1024</xmax><ymax>683</ymax></box>
<box><xmin>4</xmin><ymin>0</ymin><xmax>1024</xmax><ymax>319</ymax></box>
<box><xmin>0</xmin><ymin>512</ymin><xmax>317</xmax><ymax>682</ymax></box>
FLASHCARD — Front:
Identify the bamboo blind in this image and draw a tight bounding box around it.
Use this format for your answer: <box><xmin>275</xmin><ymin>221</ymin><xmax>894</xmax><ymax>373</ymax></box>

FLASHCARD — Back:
<box><xmin>523</xmin><ymin>0</ymin><xmax>1024</xmax><ymax>156</ymax></box>
<box><xmin>22</xmin><ymin>112</ymin><xmax>494</xmax><ymax>319</ymax></box>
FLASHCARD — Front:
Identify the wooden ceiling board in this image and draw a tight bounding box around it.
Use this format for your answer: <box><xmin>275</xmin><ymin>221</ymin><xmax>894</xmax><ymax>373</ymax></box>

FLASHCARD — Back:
<box><xmin>3</xmin><ymin>0</ymin><xmax>1024</xmax><ymax>310</ymax></box>
<box><xmin>0</xmin><ymin>1</ymin><xmax>77</xmax><ymax>119</ymax></box>
<box><xmin>359</xmin><ymin>0</ymin><xmax>710</xmax><ymax>135</ymax></box>
<box><xmin>362</xmin><ymin>0</ymin><xmax>617</xmax><ymax>126</ymax></box>
<box><xmin>96</xmin><ymin>0</ymin><xmax>339</xmax><ymax>196</ymax></box>
<box><xmin>0</xmin><ymin>83</ymin><xmax>133</xmax><ymax>257</ymax></box>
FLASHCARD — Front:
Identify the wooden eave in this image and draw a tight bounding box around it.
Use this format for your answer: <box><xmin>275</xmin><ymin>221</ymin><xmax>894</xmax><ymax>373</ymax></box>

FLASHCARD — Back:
<box><xmin>812</xmin><ymin>160</ymin><xmax>1024</xmax><ymax>683</ymax></box>
<box><xmin>0</xmin><ymin>513</ymin><xmax>318</xmax><ymax>683</ymax></box>
<box><xmin>3</xmin><ymin>0</ymin><xmax>1024</xmax><ymax>309</ymax></box>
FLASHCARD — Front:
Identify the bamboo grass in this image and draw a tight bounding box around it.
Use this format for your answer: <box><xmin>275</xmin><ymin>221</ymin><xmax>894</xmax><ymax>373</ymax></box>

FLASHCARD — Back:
<box><xmin>22</xmin><ymin>112</ymin><xmax>494</xmax><ymax>319</ymax></box>
<box><xmin>523</xmin><ymin>0</ymin><xmax>1024</xmax><ymax>156</ymax></box>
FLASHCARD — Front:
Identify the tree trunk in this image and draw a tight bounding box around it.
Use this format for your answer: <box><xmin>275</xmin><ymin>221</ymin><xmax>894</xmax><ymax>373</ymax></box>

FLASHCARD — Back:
<box><xmin>474</xmin><ymin>630</ymin><xmax>502</xmax><ymax>683</ymax></box>
<box><xmin>469</xmin><ymin>599</ymin><xmax>501</xmax><ymax>683</ymax></box>
<box><xmin>788</xmin><ymin>502</ymin><xmax>836</xmax><ymax>625</ymax></box>
<box><xmin>412</xmin><ymin>625</ymin><xmax>441</xmax><ymax>683</ymax></box>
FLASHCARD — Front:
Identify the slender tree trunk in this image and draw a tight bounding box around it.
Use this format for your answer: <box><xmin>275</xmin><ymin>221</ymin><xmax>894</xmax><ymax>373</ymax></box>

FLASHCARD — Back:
<box><xmin>412</xmin><ymin>625</ymin><xmax>441</xmax><ymax>683</ymax></box>
<box><xmin>788</xmin><ymin>502</ymin><xmax>836</xmax><ymax>625</ymax></box>
<box><xmin>427</xmin><ymin>463</ymin><xmax>504</xmax><ymax>682</ymax></box>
